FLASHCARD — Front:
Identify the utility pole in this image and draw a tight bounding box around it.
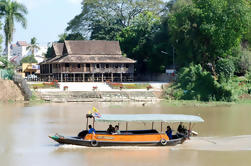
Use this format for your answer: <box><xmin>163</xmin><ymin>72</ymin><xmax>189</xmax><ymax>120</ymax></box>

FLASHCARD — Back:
<box><xmin>172</xmin><ymin>46</ymin><xmax>175</xmax><ymax>69</ymax></box>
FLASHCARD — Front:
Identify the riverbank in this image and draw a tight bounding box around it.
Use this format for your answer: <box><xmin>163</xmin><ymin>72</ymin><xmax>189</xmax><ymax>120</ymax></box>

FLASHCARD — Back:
<box><xmin>0</xmin><ymin>79</ymin><xmax>24</xmax><ymax>102</ymax></box>
<box><xmin>162</xmin><ymin>98</ymin><xmax>251</xmax><ymax>107</ymax></box>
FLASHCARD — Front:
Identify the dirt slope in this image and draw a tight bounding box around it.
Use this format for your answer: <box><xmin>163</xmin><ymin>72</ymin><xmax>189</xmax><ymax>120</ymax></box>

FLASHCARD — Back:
<box><xmin>0</xmin><ymin>79</ymin><xmax>24</xmax><ymax>102</ymax></box>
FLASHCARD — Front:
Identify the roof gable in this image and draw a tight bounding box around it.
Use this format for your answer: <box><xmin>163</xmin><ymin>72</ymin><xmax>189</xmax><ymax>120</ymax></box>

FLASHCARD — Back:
<box><xmin>52</xmin><ymin>43</ymin><xmax>64</xmax><ymax>56</ymax></box>
<box><xmin>17</xmin><ymin>41</ymin><xmax>28</xmax><ymax>46</ymax></box>
<box><xmin>64</xmin><ymin>40</ymin><xmax>122</xmax><ymax>55</ymax></box>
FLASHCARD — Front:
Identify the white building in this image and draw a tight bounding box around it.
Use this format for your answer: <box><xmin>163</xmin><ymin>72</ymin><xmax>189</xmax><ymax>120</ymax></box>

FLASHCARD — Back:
<box><xmin>10</xmin><ymin>41</ymin><xmax>47</xmax><ymax>65</ymax></box>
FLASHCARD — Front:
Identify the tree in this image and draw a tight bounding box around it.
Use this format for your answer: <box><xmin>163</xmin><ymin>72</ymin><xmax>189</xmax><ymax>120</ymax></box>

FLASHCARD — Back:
<box><xmin>58</xmin><ymin>32</ymin><xmax>85</xmax><ymax>43</ymax></box>
<box><xmin>26</xmin><ymin>37</ymin><xmax>40</xmax><ymax>56</ymax></box>
<box><xmin>45</xmin><ymin>46</ymin><xmax>54</xmax><ymax>59</ymax></box>
<box><xmin>66</xmin><ymin>0</ymin><xmax>166</xmax><ymax>40</ymax></box>
<box><xmin>58</xmin><ymin>33</ymin><xmax>67</xmax><ymax>43</ymax></box>
<box><xmin>167</xmin><ymin>0</ymin><xmax>251</xmax><ymax>71</ymax></box>
<box><xmin>46</xmin><ymin>33</ymin><xmax>86</xmax><ymax>59</ymax></box>
<box><xmin>117</xmin><ymin>12</ymin><xmax>162</xmax><ymax>73</ymax></box>
<box><xmin>20</xmin><ymin>55</ymin><xmax>37</xmax><ymax>65</ymax></box>
<box><xmin>0</xmin><ymin>0</ymin><xmax>28</xmax><ymax>59</ymax></box>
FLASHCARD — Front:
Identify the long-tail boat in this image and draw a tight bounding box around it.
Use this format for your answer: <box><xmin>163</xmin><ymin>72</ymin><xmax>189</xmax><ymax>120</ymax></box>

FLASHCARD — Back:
<box><xmin>49</xmin><ymin>114</ymin><xmax>204</xmax><ymax>147</ymax></box>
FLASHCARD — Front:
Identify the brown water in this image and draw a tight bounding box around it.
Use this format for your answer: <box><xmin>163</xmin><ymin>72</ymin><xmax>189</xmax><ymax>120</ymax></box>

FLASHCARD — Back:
<box><xmin>0</xmin><ymin>102</ymin><xmax>251</xmax><ymax>166</ymax></box>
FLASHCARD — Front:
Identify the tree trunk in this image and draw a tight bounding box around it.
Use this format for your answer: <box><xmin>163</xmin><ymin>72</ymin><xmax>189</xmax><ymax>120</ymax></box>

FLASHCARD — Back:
<box><xmin>6</xmin><ymin>42</ymin><xmax>10</xmax><ymax>61</ymax></box>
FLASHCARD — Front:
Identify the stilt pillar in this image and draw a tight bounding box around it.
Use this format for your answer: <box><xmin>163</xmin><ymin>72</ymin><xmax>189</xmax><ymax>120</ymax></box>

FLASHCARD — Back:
<box><xmin>102</xmin><ymin>73</ymin><xmax>104</xmax><ymax>82</ymax></box>
<box><xmin>73</xmin><ymin>73</ymin><xmax>76</xmax><ymax>82</ymax></box>
<box><xmin>92</xmin><ymin>73</ymin><xmax>94</xmax><ymax>82</ymax></box>
<box><xmin>120</xmin><ymin>73</ymin><xmax>123</xmax><ymax>82</ymax></box>
<box><xmin>83</xmin><ymin>73</ymin><xmax>85</xmax><ymax>82</ymax></box>
<box><xmin>111</xmin><ymin>73</ymin><xmax>114</xmax><ymax>82</ymax></box>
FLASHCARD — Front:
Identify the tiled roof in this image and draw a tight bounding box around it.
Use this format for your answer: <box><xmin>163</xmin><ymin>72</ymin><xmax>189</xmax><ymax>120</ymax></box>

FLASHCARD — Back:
<box><xmin>17</xmin><ymin>41</ymin><xmax>28</xmax><ymax>46</ymax></box>
<box><xmin>41</xmin><ymin>40</ymin><xmax>136</xmax><ymax>64</ymax></box>
<box><xmin>65</xmin><ymin>40</ymin><xmax>122</xmax><ymax>55</ymax></box>
<box><xmin>53</xmin><ymin>43</ymin><xmax>64</xmax><ymax>56</ymax></box>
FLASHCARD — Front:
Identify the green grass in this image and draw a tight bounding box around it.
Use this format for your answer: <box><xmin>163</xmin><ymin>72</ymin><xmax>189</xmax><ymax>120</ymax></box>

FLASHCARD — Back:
<box><xmin>162</xmin><ymin>98</ymin><xmax>251</xmax><ymax>107</ymax></box>
<box><xmin>109</xmin><ymin>83</ymin><xmax>151</xmax><ymax>89</ymax></box>
<box><xmin>30</xmin><ymin>83</ymin><xmax>58</xmax><ymax>89</ymax></box>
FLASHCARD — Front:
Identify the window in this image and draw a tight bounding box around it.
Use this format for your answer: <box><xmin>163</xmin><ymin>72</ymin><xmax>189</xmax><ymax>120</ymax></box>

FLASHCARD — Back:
<box><xmin>106</xmin><ymin>64</ymin><xmax>109</xmax><ymax>68</ymax></box>
<box><xmin>115</xmin><ymin>64</ymin><xmax>118</xmax><ymax>68</ymax></box>
<box><xmin>65</xmin><ymin>63</ymin><xmax>69</xmax><ymax>67</ymax></box>
<box><xmin>78</xmin><ymin>64</ymin><xmax>81</xmax><ymax>68</ymax></box>
<box><xmin>126</xmin><ymin>64</ymin><xmax>129</xmax><ymax>68</ymax></box>
<box><xmin>86</xmin><ymin>64</ymin><xmax>90</xmax><ymax>68</ymax></box>
<box><xmin>96</xmin><ymin>64</ymin><xmax>100</xmax><ymax>68</ymax></box>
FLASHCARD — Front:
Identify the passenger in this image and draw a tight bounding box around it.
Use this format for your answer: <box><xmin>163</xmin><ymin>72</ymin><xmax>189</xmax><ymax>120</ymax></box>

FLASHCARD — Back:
<box><xmin>177</xmin><ymin>122</ymin><xmax>184</xmax><ymax>133</ymax></box>
<box><xmin>107</xmin><ymin>124</ymin><xmax>115</xmax><ymax>134</ymax></box>
<box><xmin>114</xmin><ymin>125</ymin><xmax>121</xmax><ymax>134</ymax></box>
<box><xmin>177</xmin><ymin>122</ymin><xmax>188</xmax><ymax>136</ymax></box>
<box><xmin>88</xmin><ymin>125</ymin><xmax>96</xmax><ymax>134</ymax></box>
<box><xmin>166</xmin><ymin>126</ymin><xmax>172</xmax><ymax>140</ymax></box>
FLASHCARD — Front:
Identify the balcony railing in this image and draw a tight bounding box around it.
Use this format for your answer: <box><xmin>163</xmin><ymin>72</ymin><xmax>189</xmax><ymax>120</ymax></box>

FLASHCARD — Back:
<box><xmin>51</xmin><ymin>67</ymin><xmax>133</xmax><ymax>73</ymax></box>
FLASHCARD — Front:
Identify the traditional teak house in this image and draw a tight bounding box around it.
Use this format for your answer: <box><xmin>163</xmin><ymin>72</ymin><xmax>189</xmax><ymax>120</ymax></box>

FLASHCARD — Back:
<box><xmin>40</xmin><ymin>40</ymin><xmax>136</xmax><ymax>82</ymax></box>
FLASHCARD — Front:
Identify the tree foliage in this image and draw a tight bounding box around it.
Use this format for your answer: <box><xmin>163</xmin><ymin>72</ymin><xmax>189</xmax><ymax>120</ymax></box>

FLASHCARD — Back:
<box><xmin>20</xmin><ymin>55</ymin><xmax>37</xmax><ymax>65</ymax></box>
<box><xmin>26</xmin><ymin>37</ymin><xmax>40</xmax><ymax>55</ymax></box>
<box><xmin>58</xmin><ymin>32</ymin><xmax>85</xmax><ymax>43</ymax></box>
<box><xmin>168</xmin><ymin>0</ymin><xmax>251</xmax><ymax>68</ymax></box>
<box><xmin>66</xmin><ymin>0</ymin><xmax>166</xmax><ymax>40</ymax></box>
<box><xmin>170</xmin><ymin>64</ymin><xmax>234</xmax><ymax>101</ymax></box>
<box><xmin>0</xmin><ymin>0</ymin><xmax>28</xmax><ymax>57</ymax></box>
<box><xmin>118</xmin><ymin>12</ymin><xmax>164</xmax><ymax>73</ymax></box>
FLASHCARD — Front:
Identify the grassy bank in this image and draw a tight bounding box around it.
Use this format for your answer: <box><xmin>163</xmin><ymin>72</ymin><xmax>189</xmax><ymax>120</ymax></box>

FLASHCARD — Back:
<box><xmin>162</xmin><ymin>98</ymin><xmax>251</xmax><ymax>107</ymax></box>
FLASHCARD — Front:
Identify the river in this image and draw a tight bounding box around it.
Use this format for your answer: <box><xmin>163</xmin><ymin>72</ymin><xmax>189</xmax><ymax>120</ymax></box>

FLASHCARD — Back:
<box><xmin>0</xmin><ymin>102</ymin><xmax>251</xmax><ymax>166</ymax></box>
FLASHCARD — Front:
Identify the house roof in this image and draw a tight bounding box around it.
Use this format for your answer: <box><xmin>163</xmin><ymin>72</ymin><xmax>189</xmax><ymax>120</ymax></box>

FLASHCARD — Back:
<box><xmin>17</xmin><ymin>41</ymin><xmax>28</xmax><ymax>46</ymax></box>
<box><xmin>40</xmin><ymin>40</ymin><xmax>136</xmax><ymax>64</ymax></box>
<box><xmin>65</xmin><ymin>40</ymin><xmax>122</xmax><ymax>55</ymax></box>
<box><xmin>11</xmin><ymin>44</ymin><xmax>17</xmax><ymax>48</ymax></box>
<box><xmin>51</xmin><ymin>55</ymin><xmax>136</xmax><ymax>64</ymax></box>
<box><xmin>53</xmin><ymin>43</ymin><xmax>64</xmax><ymax>56</ymax></box>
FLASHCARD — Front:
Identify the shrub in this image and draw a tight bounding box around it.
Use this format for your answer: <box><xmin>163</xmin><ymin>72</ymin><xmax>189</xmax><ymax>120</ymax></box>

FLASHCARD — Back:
<box><xmin>216</xmin><ymin>58</ymin><xmax>235</xmax><ymax>82</ymax></box>
<box><xmin>168</xmin><ymin>64</ymin><xmax>236</xmax><ymax>102</ymax></box>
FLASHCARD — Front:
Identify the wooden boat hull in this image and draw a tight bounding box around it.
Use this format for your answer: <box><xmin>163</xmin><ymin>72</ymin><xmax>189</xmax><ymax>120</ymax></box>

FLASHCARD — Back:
<box><xmin>49</xmin><ymin>134</ymin><xmax>186</xmax><ymax>147</ymax></box>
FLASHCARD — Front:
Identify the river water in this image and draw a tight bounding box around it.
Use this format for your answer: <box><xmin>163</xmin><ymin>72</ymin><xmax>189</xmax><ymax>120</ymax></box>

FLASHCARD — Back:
<box><xmin>0</xmin><ymin>102</ymin><xmax>251</xmax><ymax>166</ymax></box>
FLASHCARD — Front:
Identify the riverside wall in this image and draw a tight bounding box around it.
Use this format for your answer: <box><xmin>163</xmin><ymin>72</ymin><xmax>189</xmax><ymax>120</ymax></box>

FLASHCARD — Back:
<box><xmin>38</xmin><ymin>91</ymin><xmax>160</xmax><ymax>103</ymax></box>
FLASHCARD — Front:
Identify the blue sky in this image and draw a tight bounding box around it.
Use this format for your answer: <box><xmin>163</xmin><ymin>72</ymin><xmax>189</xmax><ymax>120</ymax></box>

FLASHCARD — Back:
<box><xmin>9</xmin><ymin>0</ymin><xmax>82</xmax><ymax>46</ymax></box>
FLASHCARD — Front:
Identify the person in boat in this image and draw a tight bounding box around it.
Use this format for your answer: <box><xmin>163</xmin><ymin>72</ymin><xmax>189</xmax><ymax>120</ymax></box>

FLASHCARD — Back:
<box><xmin>114</xmin><ymin>125</ymin><xmax>121</xmax><ymax>134</ymax></box>
<box><xmin>177</xmin><ymin>122</ymin><xmax>188</xmax><ymax>136</ymax></box>
<box><xmin>166</xmin><ymin>126</ymin><xmax>172</xmax><ymax>140</ymax></box>
<box><xmin>88</xmin><ymin>125</ymin><xmax>96</xmax><ymax>134</ymax></box>
<box><xmin>107</xmin><ymin>124</ymin><xmax>115</xmax><ymax>134</ymax></box>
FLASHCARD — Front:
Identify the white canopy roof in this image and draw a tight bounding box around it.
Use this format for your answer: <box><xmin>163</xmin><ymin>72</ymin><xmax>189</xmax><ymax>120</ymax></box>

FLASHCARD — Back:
<box><xmin>95</xmin><ymin>114</ymin><xmax>204</xmax><ymax>123</ymax></box>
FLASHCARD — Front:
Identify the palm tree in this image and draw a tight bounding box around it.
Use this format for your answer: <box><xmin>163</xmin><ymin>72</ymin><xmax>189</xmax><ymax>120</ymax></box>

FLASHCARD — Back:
<box><xmin>0</xmin><ymin>0</ymin><xmax>28</xmax><ymax>60</ymax></box>
<box><xmin>27</xmin><ymin>37</ymin><xmax>40</xmax><ymax>56</ymax></box>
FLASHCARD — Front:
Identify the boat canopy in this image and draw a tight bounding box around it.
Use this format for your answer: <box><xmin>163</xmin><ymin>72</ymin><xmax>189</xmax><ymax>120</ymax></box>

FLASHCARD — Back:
<box><xmin>95</xmin><ymin>114</ymin><xmax>204</xmax><ymax>123</ymax></box>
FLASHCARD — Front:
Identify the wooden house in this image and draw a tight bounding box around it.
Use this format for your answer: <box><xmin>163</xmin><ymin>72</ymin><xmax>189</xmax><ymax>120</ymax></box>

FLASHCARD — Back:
<box><xmin>40</xmin><ymin>40</ymin><xmax>136</xmax><ymax>82</ymax></box>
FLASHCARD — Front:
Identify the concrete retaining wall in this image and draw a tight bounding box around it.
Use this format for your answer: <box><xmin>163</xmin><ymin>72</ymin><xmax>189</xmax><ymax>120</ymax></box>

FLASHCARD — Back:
<box><xmin>39</xmin><ymin>91</ymin><xmax>159</xmax><ymax>103</ymax></box>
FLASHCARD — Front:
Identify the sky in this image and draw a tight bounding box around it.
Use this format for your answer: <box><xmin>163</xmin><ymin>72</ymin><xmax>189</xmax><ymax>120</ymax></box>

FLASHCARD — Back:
<box><xmin>7</xmin><ymin>0</ymin><xmax>82</xmax><ymax>46</ymax></box>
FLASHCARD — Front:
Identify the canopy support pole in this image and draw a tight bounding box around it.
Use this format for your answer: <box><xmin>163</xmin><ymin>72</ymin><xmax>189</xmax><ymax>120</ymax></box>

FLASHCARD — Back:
<box><xmin>161</xmin><ymin>122</ymin><xmax>163</xmax><ymax>132</ymax></box>
<box><xmin>93</xmin><ymin>117</ymin><xmax>95</xmax><ymax>129</ymax></box>
<box><xmin>152</xmin><ymin>122</ymin><xmax>154</xmax><ymax>130</ymax></box>
<box><xmin>188</xmin><ymin>122</ymin><xmax>191</xmax><ymax>139</ymax></box>
<box><xmin>126</xmin><ymin>122</ymin><xmax>128</xmax><ymax>131</ymax></box>
<box><xmin>86</xmin><ymin>117</ymin><xmax>89</xmax><ymax>130</ymax></box>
